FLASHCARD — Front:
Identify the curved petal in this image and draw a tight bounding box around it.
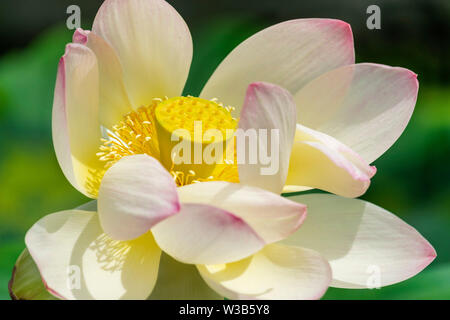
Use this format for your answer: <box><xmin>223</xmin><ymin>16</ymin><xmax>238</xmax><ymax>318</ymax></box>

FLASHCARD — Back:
<box><xmin>10</xmin><ymin>200</ymin><xmax>97</xmax><ymax>300</ymax></box>
<box><xmin>177</xmin><ymin>181</ymin><xmax>306</xmax><ymax>243</ymax></box>
<box><xmin>76</xmin><ymin>200</ymin><xmax>97</xmax><ymax>212</ymax></box>
<box><xmin>98</xmin><ymin>154</ymin><xmax>180</xmax><ymax>241</ymax></box>
<box><xmin>294</xmin><ymin>63</ymin><xmax>419</xmax><ymax>163</ymax></box>
<box><xmin>201</xmin><ymin>19</ymin><xmax>354</xmax><ymax>116</ymax></box>
<box><xmin>52</xmin><ymin>43</ymin><xmax>103</xmax><ymax>198</ymax></box>
<box><xmin>93</xmin><ymin>0</ymin><xmax>193</xmax><ymax>108</ymax></box>
<box><xmin>152</xmin><ymin>203</ymin><xmax>264</xmax><ymax>264</ymax></box>
<box><xmin>283</xmin><ymin>194</ymin><xmax>436</xmax><ymax>288</ymax></box>
<box><xmin>238</xmin><ymin>82</ymin><xmax>296</xmax><ymax>194</ymax></box>
<box><xmin>74</xmin><ymin>28</ymin><xmax>132</xmax><ymax>129</ymax></box>
<box><xmin>148</xmin><ymin>253</ymin><xmax>221</xmax><ymax>300</ymax></box>
<box><xmin>25</xmin><ymin>210</ymin><xmax>161</xmax><ymax>300</ymax></box>
<box><xmin>197</xmin><ymin>244</ymin><xmax>331</xmax><ymax>300</ymax></box>
<box><xmin>286</xmin><ymin>124</ymin><xmax>376</xmax><ymax>198</ymax></box>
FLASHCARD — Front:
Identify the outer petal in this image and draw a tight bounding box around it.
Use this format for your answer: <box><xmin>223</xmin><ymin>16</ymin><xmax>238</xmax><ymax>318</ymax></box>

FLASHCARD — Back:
<box><xmin>9</xmin><ymin>200</ymin><xmax>97</xmax><ymax>300</ymax></box>
<box><xmin>201</xmin><ymin>19</ymin><xmax>354</xmax><ymax>117</ymax></box>
<box><xmin>286</xmin><ymin>124</ymin><xmax>376</xmax><ymax>198</ymax></box>
<box><xmin>148</xmin><ymin>253</ymin><xmax>221</xmax><ymax>300</ymax></box>
<box><xmin>74</xmin><ymin>28</ymin><xmax>132</xmax><ymax>129</ymax></box>
<box><xmin>294</xmin><ymin>63</ymin><xmax>419</xmax><ymax>163</ymax></box>
<box><xmin>283</xmin><ymin>194</ymin><xmax>436</xmax><ymax>288</ymax></box>
<box><xmin>98</xmin><ymin>154</ymin><xmax>180</xmax><ymax>241</ymax></box>
<box><xmin>153</xmin><ymin>203</ymin><xmax>264</xmax><ymax>264</ymax></box>
<box><xmin>93</xmin><ymin>0</ymin><xmax>193</xmax><ymax>108</ymax></box>
<box><xmin>197</xmin><ymin>244</ymin><xmax>331</xmax><ymax>300</ymax></box>
<box><xmin>25</xmin><ymin>210</ymin><xmax>161</xmax><ymax>300</ymax></box>
<box><xmin>238</xmin><ymin>82</ymin><xmax>296</xmax><ymax>194</ymax></box>
<box><xmin>52</xmin><ymin>44</ymin><xmax>103</xmax><ymax>198</ymax></box>
<box><xmin>177</xmin><ymin>181</ymin><xmax>306</xmax><ymax>243</ymax></box>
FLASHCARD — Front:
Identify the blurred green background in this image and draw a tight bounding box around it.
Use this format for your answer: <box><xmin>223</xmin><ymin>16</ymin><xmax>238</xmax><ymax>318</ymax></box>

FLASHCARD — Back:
<box><xmin>0</xmin><ymin>0</ymin><xmax>449</xmax><ymax>299</ymax></box>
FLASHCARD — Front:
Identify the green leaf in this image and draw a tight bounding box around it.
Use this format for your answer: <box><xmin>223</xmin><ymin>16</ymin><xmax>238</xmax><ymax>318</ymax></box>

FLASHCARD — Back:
<box><xmin>9</xmin><ymin>248</ymin><xmax>57</xmax><ymax>300</ymax></box>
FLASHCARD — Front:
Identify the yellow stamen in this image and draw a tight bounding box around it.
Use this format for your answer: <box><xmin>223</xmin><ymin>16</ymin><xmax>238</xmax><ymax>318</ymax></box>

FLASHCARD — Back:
<box><xmin>98</xmin><ymin>96</ymin><xmax>239</xmax><ymax>187</ymax></box>
<box><xmin>90</xmin><ymin>232</ymin><xmax>157</xmax><ymax>271</ymax></box>
<box><xmin>99</xmin><ymin>99</ymin><xmax>160</xmax><ymax>170</ymax></box>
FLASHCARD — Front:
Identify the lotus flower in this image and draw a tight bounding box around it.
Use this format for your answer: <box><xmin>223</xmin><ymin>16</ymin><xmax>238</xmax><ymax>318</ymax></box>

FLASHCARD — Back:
<box><xmin>10</xmin><ymin>0</ymin><xmax>435</xmax><ymax>300</ymax></box>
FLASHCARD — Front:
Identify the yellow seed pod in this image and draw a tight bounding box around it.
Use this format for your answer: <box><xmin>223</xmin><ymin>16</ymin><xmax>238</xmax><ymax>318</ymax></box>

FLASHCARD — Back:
<box><xmin>155</xmin><ymin>96</ymin><xmax>236</xmax><ymax>179</ymax></box>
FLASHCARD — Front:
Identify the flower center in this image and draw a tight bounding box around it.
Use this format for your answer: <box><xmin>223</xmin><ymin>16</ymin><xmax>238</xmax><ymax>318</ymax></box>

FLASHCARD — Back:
<box><xmin>98</xmin><ymin>96</ymin><xmax>239</xmax><ymax>188</ymax></box>
<box><xmin>155</xmin><ymin>96</ymin><xmax>236</xmax><ymax>139</ymax></box>
<box><xmin>155</xmin><ymin>96</ymin><xmax>237</xmax><ymax>179</ymax></box>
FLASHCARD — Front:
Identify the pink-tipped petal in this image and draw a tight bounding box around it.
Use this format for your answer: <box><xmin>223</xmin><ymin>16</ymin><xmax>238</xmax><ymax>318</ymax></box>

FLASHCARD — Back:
<box><xmin>52</xmin><ymin>44</ymin><xmax>103</xmax><ymax>198</ymax></box>
<box><xmin>197</xmin><ymin>244</ymin><xmax>332</xmax><ymax>300</ymax></box>
<box><xmin>25</xmin><ymin>210</ymin><xmax>161</xmax><ymax>300</ymax></box>
<box><xmin>286</xmin><ymin>124</ymin><xmax>376</xmax><ymax>198</ymax></box>
<box><xmin>72</xmin><ymin>28</ymin><xmax>90</xmax><ymax>45</ymax></box>
<box><xmin>98</xmin><ymin>154</ymin><xmax>180</xmax><ymax>241</ymax></box>
<box><xmin>177</xmin><ymin>181</ymin><xmax>306</xmax><ymax>243</ymax></box>
<box><xmin>152</xmin><ymin>203</ymin><xmax>265</xmax><ymax>264</ymax></box>
<box><xmin>201</xmin><ymin>19</ymin><xmax>354</xmax><ymax>117</ymax></box>
<box><xmin>93</xmin><ymin>0</ymin><xmax>192</xmax><ymax>108</ymax></box>
<box><xmin>283</xmin><ymin>194</ymin><xmax>436</xmax><ymax>288</ymax></box>
<box><xmin>294</xmin><ymin>63</ymin><xmax>419</xmax><ymax>163</ymax></box>
<box><xmin>238</xmin><ymin>82</ymin><xmax>297</xmax><ymax>194</ymax></box>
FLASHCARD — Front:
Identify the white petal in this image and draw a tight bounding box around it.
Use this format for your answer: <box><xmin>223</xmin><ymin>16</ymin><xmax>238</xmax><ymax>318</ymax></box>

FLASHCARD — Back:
<box><xmin>238</xmin><ymin>82</ymin><xmax>297</xmax><ymax>194</ymax></box>
<box><xmin>52</xmin><ymin>44</ymin><xmax>103</xmax><ymax>198</ymax></box>
<box><xmin>93</xmin><ymin>0</ymin><xmax>193</xmax><ymax>107</ymax></box>
<box><xmin>286</xmin><ymin>124</ymin><xmax>376</xmax><ymax>198</ymax></box>
<box><xmin>177</xmin><ymin>181</ymin><xmax>306</xmax><ymax>243</ymax></box>
<box><xmin>75</xmin><ymin>29</ymin><xmax>132</xmax><ymax>129</ymax></box>
<box><xmin>152</xmin><ymin>203</ymin><xmax>265</xmax><ymax>264</ymax></box>
<box><xmin>98</xmin><ymin>154</ymin><xmax>180</xmax><ymax>240</ymax></box>
<box><xmin>75</xmin><ymin>200</ymin><xmax>97</xmax><ymax>211</ymax></box>
<box><xmin>148</xmin><ymin>253</ymin><xmax>221</xmax><ymax>300</ymax></box>
<box><xmin>25</xmin><ymin>210</ymin><xmax>161</xmax><ymax>300</ymax></box>
<box><xmin>283</xmin><ymin>194</ymin><xmax>436</xmax><ymax>288</ymax></box>
<box><xmin>198</xmin><ymin>244</ymin><xmax>331</xmax><ymax>300</ymax></box>
<box><xmin>294</xmin><ymin>63</ymin><xmax>419</xmax><ymax>163</ymax></box>
<box><xmin>201</xmin><ymin>19</ymin><xmax>354</xmax><ymax>116</ymax></box>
